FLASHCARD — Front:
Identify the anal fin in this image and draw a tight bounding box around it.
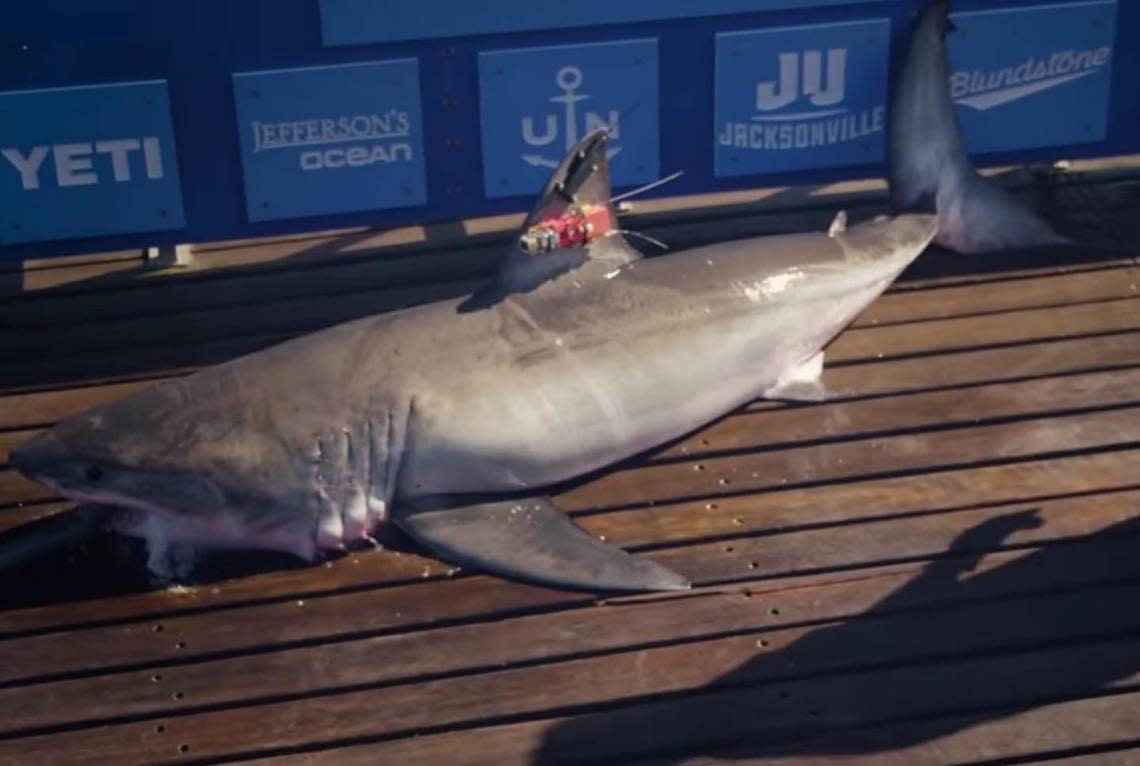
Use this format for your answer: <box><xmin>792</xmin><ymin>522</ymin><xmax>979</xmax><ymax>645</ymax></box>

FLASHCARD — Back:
<box><xmin>764</xmin><ymin>351</ymin><xmax>830</xmax><ymax>402</ymax></box>
<box><xmin>393</xmin><ymin>496</ymin><xmax>690</xmax><ymax>593</ymax></box>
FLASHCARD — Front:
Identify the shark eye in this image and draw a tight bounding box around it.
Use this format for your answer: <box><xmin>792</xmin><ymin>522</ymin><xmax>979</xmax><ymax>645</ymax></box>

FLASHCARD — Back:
<box><xmin>85</xmin><ymin>464</ymin><xmax>104</xmax><ymax>482</ymax></box>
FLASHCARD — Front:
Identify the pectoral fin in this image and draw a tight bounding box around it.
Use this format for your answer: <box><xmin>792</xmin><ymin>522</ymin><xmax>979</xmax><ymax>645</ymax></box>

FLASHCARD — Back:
<box><xmin>393</xmin><ymin>496</ymin><xmax>690</xmax><ymax>593</ymax></box>
<box><xmin>764</xmin><ymin>351</ymin><xmax>830</xmax><ymax>402</ymax></box>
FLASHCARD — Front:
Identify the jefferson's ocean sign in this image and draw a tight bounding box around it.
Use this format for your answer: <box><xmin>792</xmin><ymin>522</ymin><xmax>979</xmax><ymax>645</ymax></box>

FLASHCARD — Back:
<box><xmin>232</xmin><ymin>60</ymin><xmax>427</xmax><ymax>222</ymax></box>
<box><xmin>0</xmin><ymin>80</ymin><xmax>184</xmax><ymax>245</ymax></box>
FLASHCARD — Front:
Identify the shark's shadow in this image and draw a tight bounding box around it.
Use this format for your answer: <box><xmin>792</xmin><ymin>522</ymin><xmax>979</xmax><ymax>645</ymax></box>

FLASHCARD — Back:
<box><xmin>531</xmin><ymin>509</ymin><xmax>1140</xmax><ymax>765</ymax></box>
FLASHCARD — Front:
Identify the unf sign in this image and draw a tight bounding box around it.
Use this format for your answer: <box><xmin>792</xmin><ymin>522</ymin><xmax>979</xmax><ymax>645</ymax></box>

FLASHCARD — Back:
<box><xmin>477</xmin><ymin>38</ymin><xmax>660</xmax><ymax>199</ymax></box>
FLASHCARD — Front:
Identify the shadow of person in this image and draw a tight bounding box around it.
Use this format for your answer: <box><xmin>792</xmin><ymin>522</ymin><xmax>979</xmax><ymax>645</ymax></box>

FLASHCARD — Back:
<box><xmin>532</xmin><ymin>508</ymin><xmax>1140</xmax><ymax>765</ymax></box>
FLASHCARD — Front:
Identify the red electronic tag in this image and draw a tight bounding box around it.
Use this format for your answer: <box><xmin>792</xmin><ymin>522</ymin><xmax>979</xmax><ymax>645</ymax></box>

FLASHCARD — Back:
<box><xmin>519</xmin><ymin>204</ymin><xmax>613</xmax><ymax>254</ymax></box>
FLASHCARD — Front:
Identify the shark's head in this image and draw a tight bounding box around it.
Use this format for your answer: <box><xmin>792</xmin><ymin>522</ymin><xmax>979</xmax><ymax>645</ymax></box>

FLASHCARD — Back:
<box><xmin>9</xmin><ymin>378</ymin><xmax>278</xmax><ymax>519</ymax></box>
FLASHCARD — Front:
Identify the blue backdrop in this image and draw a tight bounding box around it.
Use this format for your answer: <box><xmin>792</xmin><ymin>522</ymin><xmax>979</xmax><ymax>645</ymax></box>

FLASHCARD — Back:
<box><xmin>0</xmin><ymin>0</ymin><xmax>1132</xmax><ymax>261</ymax></box>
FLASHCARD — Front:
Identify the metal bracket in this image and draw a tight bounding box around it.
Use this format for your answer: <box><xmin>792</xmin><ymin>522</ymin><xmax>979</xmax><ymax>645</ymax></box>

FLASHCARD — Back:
<box><xmin>144</xmin><ymin>244</ymin><xmax>194</xmax><ymax>269</ymax></box>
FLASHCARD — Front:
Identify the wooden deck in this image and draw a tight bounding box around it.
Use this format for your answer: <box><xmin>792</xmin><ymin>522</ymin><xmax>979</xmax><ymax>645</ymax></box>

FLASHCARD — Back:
<box><xmin>1</xmin><ymin>162</ymin><xmax>1139</xmax><ymax>766</ymax></box>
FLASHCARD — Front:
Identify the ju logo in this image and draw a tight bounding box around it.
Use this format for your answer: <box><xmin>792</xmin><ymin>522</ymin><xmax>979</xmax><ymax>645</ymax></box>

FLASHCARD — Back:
<box><xmin>946</xmin><ymin>1</ymin><xmax>1117</xmax><ymax>154</ymax></box>
<box><xmin>714</xmin><ymin>19</ymin><xmax>890</xmax><ymax>178</ymax></box>
<box><xmin>478</xmin><ymin>38</ymin><xmax>659</xmax><ymax>198</ymax></box>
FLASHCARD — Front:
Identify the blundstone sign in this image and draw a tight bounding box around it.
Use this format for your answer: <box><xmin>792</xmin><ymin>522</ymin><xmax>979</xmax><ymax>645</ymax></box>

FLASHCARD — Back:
<box><xmin>947</xmin><ymin>0</ymin><xmax>1117</xmax><ymax>153</ymax></box>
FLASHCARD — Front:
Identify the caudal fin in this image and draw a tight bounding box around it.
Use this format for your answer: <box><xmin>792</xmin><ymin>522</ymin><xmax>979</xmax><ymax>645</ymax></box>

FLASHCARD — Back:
<box><xmin>887</xmin><ymin>0</ymin><xmax>1068</xmax><ymax>253</ymax></box>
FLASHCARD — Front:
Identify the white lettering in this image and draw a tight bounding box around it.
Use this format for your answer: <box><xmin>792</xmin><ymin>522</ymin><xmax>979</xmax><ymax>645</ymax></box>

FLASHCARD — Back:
<box><xmin>94</xmin><ymin>138</ymin><xmax>140</xmax><ymax>182</ymax></box>
<box><xmin>1</xmin><ymin>146</ymin><xmax>49</xmax><ymax>190</ymax></box>
<box><xmin>252</xmin><ymin>111</ymin><xmax>413</xmax><ymax>151</ymax></box>
<box><xmin>142</xmin><ymin>137</ymin><xmax>164</xmax><ymax>179</ymax></box>
<box><xmin>756</xmin><ymin>52</ymin><xmax>799</xmax><ymax>111</ymax></box>
<box><xmin>2</xmin><ymin>137</ymin><xmax>165</xmax><ymax>189</ymax></box>
<box><xmin>951</xmin><ymin>46</ymin><xmax>1112</xmax><ymax>107</ymax></box>
<box><xmin>345</xmin><ymin>146</ymin><xmax>369</xmax><ymax>166</ymax></box>
<box><xmin>523</xmin><ymin>115</ymin><xmax>557</xmax><ymax>146</ymax></box>
<box><xmin>300</xmin><ymin>151</ymin><xmax>322</xmax><ymax>170</ymax></box>
<box><xmin>720</xmin><ymin>104</ymin><xmax>884</xmax><ymax>152</ymax></box>
<box><xmin>53</xmin><ymin>143</ymin><xmax>97</xmax><ymax>187</ymax></box>
<box><xmin>298</xmin><ymin>142</ymin><xmax>415</xmax><ymax>170</ymax></box>
<box><xmin>584</xmin><ymin>110</ymin><xmax>621</xmax><ymax>140</ymax></box>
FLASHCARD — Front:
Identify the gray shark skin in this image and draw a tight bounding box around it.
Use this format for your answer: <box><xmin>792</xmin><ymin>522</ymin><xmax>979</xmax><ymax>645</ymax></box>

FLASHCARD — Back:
<box><xmin>888</xmin><ymin>0</ymin><xmax>1068</xmax><ymax>254</ymax></box>
<box><xmin>9</xmin><ymin>130</ymin><xmax>936</xmax><ymax>594</ymax></box>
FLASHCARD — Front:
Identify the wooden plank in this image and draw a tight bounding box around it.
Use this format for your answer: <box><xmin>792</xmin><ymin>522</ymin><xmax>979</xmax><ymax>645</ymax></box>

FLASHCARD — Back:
<box><xmin>3</xmin><ymin>502</ymin><xmax>1138</xmax><ymax>738</ymax></box>
<box><xmin>0</xmin><ymin>501</ymin><xmax>71</xmax><ymax>536</ymax></box>
<box><xmin>0</xmin><ymin>332</ymin><xmax>278</xmax><ymax>391</ymax></box>
<box><xmin>824</xmin><ymin>331</ymin><xmax>1140</xmax><ymax>399</ymax></box>
<box><xmin>830</xmin><ymin>298</ymin><xmax>1140</xmax><ymax>364</ymax></box>
<box><xmin>4</xmin><ymin>248</ymin><xmax>492</xmax><ymax>331</ymax></box>
<box><xmin>285</xmin><ymin>691</ymin><xmax>1140</xmax><ymax>766</ymax></box>
<box><xmin>0</xmin><ymin>474</ymin><xmax>1135</xmax><ymax>688</ymax></box>
<box><xmin>0</xmin><ymin>428</ymin><xmax>35</xmax><ymax>466</ymax></box>
<box><xmin>0</xmin><ymin>380</ymin><xmax>153</xmax><ymax>431</ymax></box>
<box><xmin>663</xmin><ymin>366</ymin><xmax>1140</xmax><ymax>460</ymax></box>
<box><xmin>558</xmin><ymin>406</ymin><xmax>1140</xmax><ymax>512</ymax></box>
<box><xmin>2</xmin><ymin>617</ymin><xmax>1136</xmax><ymax>764</ymax></box>
<box><xmin>0</xmin><ymin>278</ymin><xmax>483</xmax><ymax>362</ymax></box>
<box><xmin>858</xmin><ymin>264</ymin><xmax>1140</xmax><ymax>326</ymax></box>
<box><xmin>1</xmin><ymin>446</ymin><xmax>1135</xmax><ymax>639</ymax></box>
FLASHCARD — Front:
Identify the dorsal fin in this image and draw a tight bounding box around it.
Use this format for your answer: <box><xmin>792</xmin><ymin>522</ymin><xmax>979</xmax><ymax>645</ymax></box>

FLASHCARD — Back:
<box><xmin>524</xmin><ymin>128</ymin><xmax>615</xmax><ymax>227</ymax></box>
<box><xmin>492</xmin><ymin>128</ymin><xmax>640</xmax><ymax>295</ymax></box>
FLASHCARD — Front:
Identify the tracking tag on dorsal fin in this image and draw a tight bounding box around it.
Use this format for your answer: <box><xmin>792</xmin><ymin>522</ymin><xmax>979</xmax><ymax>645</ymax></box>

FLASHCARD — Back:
<box><xmin>828</xmin><ymin>210</ymin><xmax>848</xmax><ymax>238</ymax></box>
<box><xmin>490</xmin><ymin>129</ymin><xmax>642</xmax><ymax>296</ymax></box>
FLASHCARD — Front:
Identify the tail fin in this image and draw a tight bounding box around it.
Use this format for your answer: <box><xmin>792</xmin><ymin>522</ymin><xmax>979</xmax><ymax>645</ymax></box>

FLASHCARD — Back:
<box><xmin>887</xmin><ymin>0</ymin><xmax>1067</xmax><ymax>253</ymax></box>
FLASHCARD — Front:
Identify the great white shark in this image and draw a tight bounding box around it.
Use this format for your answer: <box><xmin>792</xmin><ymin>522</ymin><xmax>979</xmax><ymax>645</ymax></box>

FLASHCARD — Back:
<box><xmin>9</xmin><ymin>130</ymin><xmax>936</xmax><ymax>593</ymax></box>
<box><xmin>888</xmin><ymin>0</ymin><xmax>1068</xmax><ymax>254</ymax></box>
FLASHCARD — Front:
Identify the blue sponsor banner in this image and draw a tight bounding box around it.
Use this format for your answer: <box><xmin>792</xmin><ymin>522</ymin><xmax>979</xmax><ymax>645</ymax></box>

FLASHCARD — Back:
<box><xmin>714</xmin><ymin>19</ymin><xmax>890</xmax><ymax>178</ymax></box>
<box><xmin>478</xmin><ymin>39</ymin><xmax>659</xmax><ymax>199</ymax></box>
<box><xmin>319</xmin><ymin>0</ymin><xmax>880</xmax><ymax>45</ymax></box>
<box><xmin>948</xmin><ymin>0</ymin><xmax>1117</xmax><ymax>154</ymax></box>
<box><xmin>0</xmin><ymin>80</ymin><xmax>183</xmax><ymax>246</ymax></box>
<box><xmin>232</xmin><ymin>60</ymin><xmax>427</xmax><ymax>223</ymax></box>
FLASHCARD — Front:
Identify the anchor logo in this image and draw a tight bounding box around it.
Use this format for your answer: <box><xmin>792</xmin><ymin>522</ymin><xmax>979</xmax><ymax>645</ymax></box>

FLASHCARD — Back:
<box><xmin>754</xmin><ymin>49</ymin><xmax>848</xmax><ymax>120</ymax></box>
<box><xmin>520</xmin><ymin>66</ymin><xmax>623</xmax><ymax>169</ymax></box>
